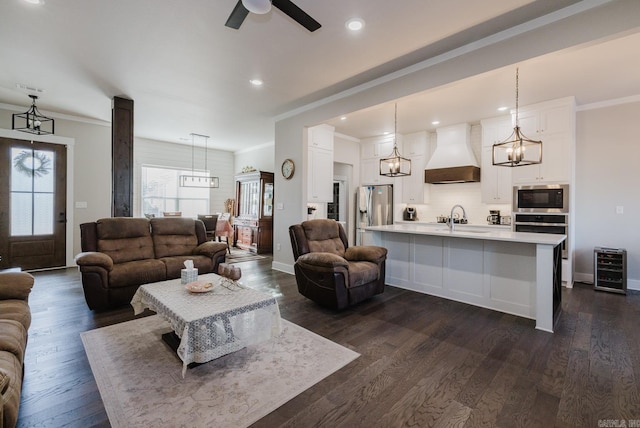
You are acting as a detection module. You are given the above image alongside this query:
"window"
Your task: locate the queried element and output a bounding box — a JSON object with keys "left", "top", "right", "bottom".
{"left": 141, "top": 166, "right": 209, "bottom": 218}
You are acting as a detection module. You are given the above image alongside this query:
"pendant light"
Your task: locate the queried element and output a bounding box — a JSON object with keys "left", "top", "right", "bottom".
{"left": 180, "top": 133, "right": 220, "bottom": 188}
{"left": 12, "top": 94, "right": 55, "bottom": 135}
{"left": 492, "top": 68, "right": 542, "bottom": 167}
{"left": 379, "top": 103, "right": 411, "bottom": 177}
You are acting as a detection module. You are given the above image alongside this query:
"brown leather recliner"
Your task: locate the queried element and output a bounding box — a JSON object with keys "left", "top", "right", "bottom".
{"left": 289, "top": 219, "right": 387, "bottom": 310}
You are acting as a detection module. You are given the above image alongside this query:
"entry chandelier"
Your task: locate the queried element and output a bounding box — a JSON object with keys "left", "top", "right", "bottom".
{"left": 12, "top": 94, "right": 55, "bottom": 135}
{"left": 492, "top": 68, "right": 542, "bottom": 167}
{"left": 380, "top": 103, "right": 411, "bottom": 177}
{"left": 180, "top": 133, "right": 220, "bottom": 188}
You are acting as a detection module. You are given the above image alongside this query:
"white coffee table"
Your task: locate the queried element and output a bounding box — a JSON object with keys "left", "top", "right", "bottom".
{"left": 131, "top": 273, "right": 281, "bottom": 376}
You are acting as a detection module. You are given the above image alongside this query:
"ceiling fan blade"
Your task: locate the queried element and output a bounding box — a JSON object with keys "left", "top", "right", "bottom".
{"left": 272, "top": 0, "right": 321, "bottom": 32}
{"left": 225, "top": 1, "right": 250, "bottom": 29}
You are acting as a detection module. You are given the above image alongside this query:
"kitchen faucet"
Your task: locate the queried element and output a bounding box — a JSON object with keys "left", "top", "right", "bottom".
{"left": 448, "top": 204, "right": 467, "bottom": 231}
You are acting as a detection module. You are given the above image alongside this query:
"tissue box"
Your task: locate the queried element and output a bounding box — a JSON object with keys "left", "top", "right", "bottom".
{"left": 181, "top": 268, "right": 198, "bottom": 284}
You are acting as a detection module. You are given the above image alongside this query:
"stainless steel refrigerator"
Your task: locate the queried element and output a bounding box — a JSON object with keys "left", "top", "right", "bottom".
{"left": 356, "top": 184, "right": 393, "bottom": 245}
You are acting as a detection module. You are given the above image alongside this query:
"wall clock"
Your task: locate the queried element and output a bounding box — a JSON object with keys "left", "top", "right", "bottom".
{"left": 281, "top": 158, "right": 295, "bottom": 179}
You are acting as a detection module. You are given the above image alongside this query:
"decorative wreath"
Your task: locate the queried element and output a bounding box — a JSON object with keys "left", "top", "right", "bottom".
{"left": 13, "top": 150, "right": 51, "bottom": 177}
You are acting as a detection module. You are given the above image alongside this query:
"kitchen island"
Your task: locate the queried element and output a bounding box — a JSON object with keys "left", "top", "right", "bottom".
{"left": 365, "top": 223, "right": 565, "bottom": 332}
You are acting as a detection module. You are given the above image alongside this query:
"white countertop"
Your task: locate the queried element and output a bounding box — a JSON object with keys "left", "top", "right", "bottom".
{"left": 365, "top": 223, "right": 566, "bottom": 246}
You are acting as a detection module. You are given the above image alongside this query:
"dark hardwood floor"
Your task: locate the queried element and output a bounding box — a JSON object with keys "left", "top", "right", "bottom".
{"left": 17, "top": 258, "right": 640, "bottom": 427}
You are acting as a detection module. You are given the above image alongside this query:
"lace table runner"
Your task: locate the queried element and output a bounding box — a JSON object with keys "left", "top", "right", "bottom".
{"left": 131, "top": 273, "right": 281, "bottom": 376}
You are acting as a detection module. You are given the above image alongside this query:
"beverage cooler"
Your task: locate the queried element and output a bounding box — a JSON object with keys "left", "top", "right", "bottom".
{"left": 593, "top": 247, "right": 627, "bottom": 294}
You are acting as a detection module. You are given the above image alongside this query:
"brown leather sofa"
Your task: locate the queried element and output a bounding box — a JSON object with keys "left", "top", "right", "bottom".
{"left": 0, "top": 271, "right": 34, "bottom": 428}
{"left": 75, "top": 217, "right": 228, "bottom": 310}
{"left": 289, "top": 219, "right": 387, "bottom": 310}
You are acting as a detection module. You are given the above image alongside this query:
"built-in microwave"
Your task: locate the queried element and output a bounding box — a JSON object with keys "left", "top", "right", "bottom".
{"left": 513, "top": 184, "right": 569, "bottom": 213}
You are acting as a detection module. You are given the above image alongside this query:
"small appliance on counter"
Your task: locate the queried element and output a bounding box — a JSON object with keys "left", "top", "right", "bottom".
{"left": 436, "top": 214, "right": 468, "bottom": 224}
{"left": 487, "top": 210, "right": 501, "bottom": 225}
{"left": 403, "top": 206, "right": 417, "bottom": 221}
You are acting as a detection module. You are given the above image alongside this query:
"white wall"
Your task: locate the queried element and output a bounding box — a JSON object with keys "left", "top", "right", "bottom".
{"left": 233, "top": 143, "right": 275, "bottom": 176}
{"left": 574, "top": 100, "right": 640, "bottom": 288}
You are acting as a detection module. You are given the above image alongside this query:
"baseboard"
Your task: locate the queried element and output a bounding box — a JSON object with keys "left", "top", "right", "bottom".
{"left": 574, "top": 271, "right": 639, "bottom": 291}
{"left": 574, "top": 272, "right": 593, "bottom": 285}
{"left": 271, "top": 261, "right": 294, "bottom": 275}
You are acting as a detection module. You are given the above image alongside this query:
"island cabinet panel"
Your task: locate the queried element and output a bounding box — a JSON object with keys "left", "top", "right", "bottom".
{"left": 382, "top": 232, "right": 411, "bottom": 287}
{"left": 367, "top": 226, "right": 561, "bottom": 332}
{"left": 413, "top": 236, "right": 444, "bottom": 291}
{"left": 444, "top": 239, "right": 485, "bottom": 299}
{"left": 484, "top": 241, "right": 536, "bottom": 317}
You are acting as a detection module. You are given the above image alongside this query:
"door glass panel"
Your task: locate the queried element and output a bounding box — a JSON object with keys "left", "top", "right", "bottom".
{"left": 10, "top": 193, "right": 32, "bottom": 236}
{"left": 34, "top": 193, "right": 54, "bottom": 235}
{"left": 33, "top": 150, "right": 54, "bottom": 193}
{"left": 10, "top": 149, "right": 32, "bottom": 192}
{"left": 10, "top": 148, "right": 55, "bottom": 236}
{"left": 263, "top": 183, "right": 273, "bottom": 217}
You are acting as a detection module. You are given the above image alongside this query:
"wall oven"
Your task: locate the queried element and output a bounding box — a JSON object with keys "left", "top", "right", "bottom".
{"left": 513, "top": 213, "right": 568, "bottom": 259}
{"left": 513, "top": 184, "right": 569, "bottom": 214}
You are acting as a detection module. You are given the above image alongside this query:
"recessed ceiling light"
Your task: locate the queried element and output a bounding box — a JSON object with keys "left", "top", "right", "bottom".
{"left": 345, "top": 18, "right": 365, "bottom": 31}
{"left": 497, "top": 106, "right": 509, "bottom": 112}
{"left": 340, "top": 116, "right": 347, "bottom": 121}
{"left": 431, "top": 121, "right": 440, "bottom": 125}
{"left": 249, "top": 79, "right": 263, "bottom": 86}
{"left": 23, "top": 0, "right": 44, "bottom": 4}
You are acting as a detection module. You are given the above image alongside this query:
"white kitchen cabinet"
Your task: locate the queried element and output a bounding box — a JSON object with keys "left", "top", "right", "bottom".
{"left": 360, "top": 134, "right": 398, "bottom": 185}
{"left": 361, "top": 135, "right": 397, "bottom": 159}
{"left": 510, "top": 98, "right": 575, "bottom": 185}
{"left": 481, "top": 116, "right": 512, "bottom": 204}
{"left": 361, "top": 158, "right": 393, "bottom": 185}
{"left": 401, "top": 154, "right": 428, "bottom": 204}
{"left": 402, "top": 131, "right": 428, "bottom": 156}
{"left": 309, "top": 124, "right": 334, "bottom": 151}
{"left": 399, "top": 131, "right": 429, "bottom": 204}
{"left": 307, "top": 124, "right": 334, "bottom": 202}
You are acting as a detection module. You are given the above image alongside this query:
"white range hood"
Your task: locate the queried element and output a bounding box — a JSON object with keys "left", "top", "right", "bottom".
{"left": 424, "top": 123, "right": 480, "bottom": 184}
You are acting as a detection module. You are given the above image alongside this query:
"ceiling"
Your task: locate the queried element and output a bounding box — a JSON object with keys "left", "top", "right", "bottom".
{"left": 325, "top": 30, "right": 640, "bottom": 139}
{"left": 1, "top": 0, "right": 638, "bottom": 151}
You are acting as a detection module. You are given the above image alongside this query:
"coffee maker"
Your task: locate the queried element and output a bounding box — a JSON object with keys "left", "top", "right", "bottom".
{"left": 487, "top": 210, "right": 500, "bottom": 225}
{"left": 403, "top": 206, "right": 417, "bottom": 221}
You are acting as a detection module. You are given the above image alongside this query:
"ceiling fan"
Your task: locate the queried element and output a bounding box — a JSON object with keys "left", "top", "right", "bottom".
{"left": 225, "top": 0, "right": 321, "bottom": 32}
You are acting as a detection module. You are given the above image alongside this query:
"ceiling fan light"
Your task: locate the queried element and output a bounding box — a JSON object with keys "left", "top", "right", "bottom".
{"left": 242, "top": 0, "right": 271, "bottom": 14}
{"left": 346, "top": 18, "right": 365, "bottom": 31}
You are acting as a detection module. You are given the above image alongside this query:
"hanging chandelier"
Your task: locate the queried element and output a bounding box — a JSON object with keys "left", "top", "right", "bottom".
{"left": 379, "top": 103, "right": 411, "bottom": 177}
{"left": 12, "top": 94, "right": 55, "bottom": 135}
{"left": 492, "top": 68, "right": 542, "bottom": 167}
{"left": 179, "top": 133, "right": 220, "bottom": 188}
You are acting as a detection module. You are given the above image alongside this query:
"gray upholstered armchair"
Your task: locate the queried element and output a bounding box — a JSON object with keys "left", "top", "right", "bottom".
{"left": 289, "top": 219, "right": 387, "bottom": 310}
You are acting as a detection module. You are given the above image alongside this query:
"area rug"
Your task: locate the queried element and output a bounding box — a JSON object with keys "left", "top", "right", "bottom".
{"left": 226, "top": 248, "right": 267, "bottom": 264}
{"left": 81, "top": 315, "right": 359, "bottom": 428}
